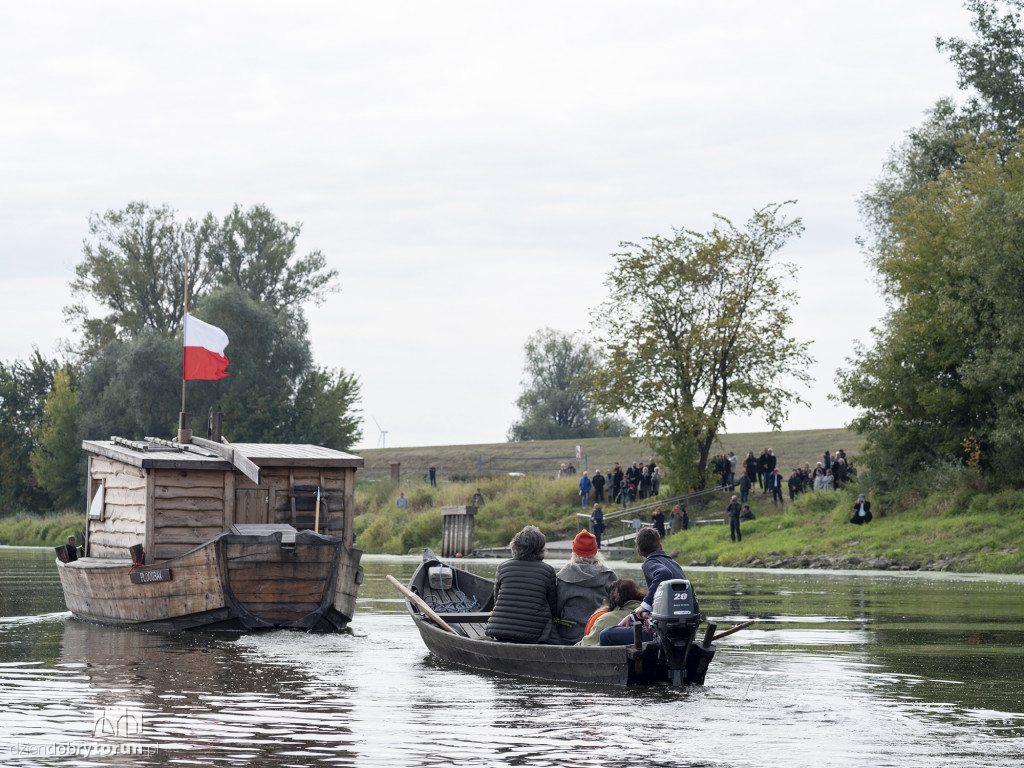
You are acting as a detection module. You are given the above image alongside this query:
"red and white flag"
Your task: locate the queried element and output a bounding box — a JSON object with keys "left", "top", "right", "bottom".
{"left": 183, "top": 313, "right": 229, "bottom": 380}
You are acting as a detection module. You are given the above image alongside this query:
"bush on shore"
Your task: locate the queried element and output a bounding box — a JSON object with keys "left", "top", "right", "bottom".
{"left": 0, "top": 512, "right": 84, "bottom": 547}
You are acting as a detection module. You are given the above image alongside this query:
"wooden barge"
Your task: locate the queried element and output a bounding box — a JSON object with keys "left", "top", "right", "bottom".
{"left": 394, "top": 552, "right": 719, "bottom": 687}
{"left": 56, "top": 435, "right": 364, "bottom": 631}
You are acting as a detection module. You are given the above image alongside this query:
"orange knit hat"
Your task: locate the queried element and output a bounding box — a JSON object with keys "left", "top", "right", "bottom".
{"left": 573, "top": 530, "right": 598, "bottom": 558}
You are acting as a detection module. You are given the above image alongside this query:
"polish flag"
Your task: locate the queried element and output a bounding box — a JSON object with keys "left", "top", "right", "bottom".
{"left": 183, "top": 313, "right": 230, "bottom": 380}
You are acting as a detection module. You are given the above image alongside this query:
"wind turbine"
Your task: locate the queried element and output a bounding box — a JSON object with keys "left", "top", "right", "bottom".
{"left": 372, "top": 416, "right": 388, "bottom": 449}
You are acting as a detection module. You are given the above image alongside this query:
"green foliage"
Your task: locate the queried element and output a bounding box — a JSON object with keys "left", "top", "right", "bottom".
{"left": 30, "top": 367, "right": 84, "bottom": 509}
{"left": 76, "top": 329, "right": 182, "bottom": 440}
{"left": 847, "top": 2, "right": 1024, "bottom": 492}
{"left": 589, "top": 203, "right": 814, "bottom": 490}
{"left": 67, "top": 202, "right": 219, "bottom": 354}
{"left": 211, "top": 204, "right": 338, "bottom": 323}
{"left": 507, "top": 327, "right": 628, "bottom": 441}
{"left": 841, "top": 136, "right": 1024, "bottom": 490}
{"left": 66, "top": 201, "right": 338, "bottom": 355}
{"left": 353, "top": 474, "right": 593, "bottom": 555}
{"left": 70, "top": 231, "right": 361, "bottom": 449}
{"left": 0, "top": 512, "right": 84, "bottom": 546}
{"left": 937, "top": 0, "right": 1024, "bottom": 140}
{"left": 401, "top": 509, "right": 443, "bottom": 553}
{"left": 0, "top": 350, "right": 57, "bottom": 512}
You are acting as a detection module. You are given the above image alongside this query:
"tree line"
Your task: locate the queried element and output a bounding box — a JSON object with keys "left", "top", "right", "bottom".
{"left": 0, "top": 203, "right": 361, "bottom": 515}
{"left": 509, "top": 0, "right": 1024, "bottom": 495}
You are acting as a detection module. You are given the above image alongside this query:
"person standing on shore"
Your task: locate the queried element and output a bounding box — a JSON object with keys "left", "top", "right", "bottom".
{"left": 592, "top": 470, "right": 605, "bottom": 503}
{"left": 727, "top": 495, "right": 743, "bottom": 542}
{"left": 579, "top": 472, "right": 592, "bottom": 507}
{"left": 590, "top": 503, "right": 605, "bottom": 549}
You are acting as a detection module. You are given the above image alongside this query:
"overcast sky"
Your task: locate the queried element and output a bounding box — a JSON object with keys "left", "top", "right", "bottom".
{"left": 0, "top": 2, "right": 976, "bottom": 449}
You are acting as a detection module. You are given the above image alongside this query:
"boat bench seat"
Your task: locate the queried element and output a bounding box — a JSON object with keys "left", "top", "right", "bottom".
{"left": 425, "top": 610, "right": 491, "bottom": 639}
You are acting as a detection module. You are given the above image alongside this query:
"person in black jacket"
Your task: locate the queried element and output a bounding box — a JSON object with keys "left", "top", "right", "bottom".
{"left": 599, "top": 528, "right": 687, "bottom": 645}
{"left": 727, "top": 495, "right": 743, "bottom": 542}
{"left": 850, "top": 494, "right": 873, "bottom": 525}
{"left": 485, "top": 525, "right": 558, "bottom": 643}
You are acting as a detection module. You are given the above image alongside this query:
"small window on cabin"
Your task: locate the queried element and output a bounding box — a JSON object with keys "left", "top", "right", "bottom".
{"left": 88, "top": 481, "right": 105, "bottom": 520}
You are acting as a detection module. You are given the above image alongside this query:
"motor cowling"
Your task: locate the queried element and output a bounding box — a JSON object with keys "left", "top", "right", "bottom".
{"left": 649, "top": 579, "right": 707, "bottom": 685}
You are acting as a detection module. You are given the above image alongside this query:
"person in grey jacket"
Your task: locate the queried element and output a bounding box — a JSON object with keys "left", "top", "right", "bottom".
{"left": 554, "top": 531, "right": 617, "bottom": 644}
{"left": 485, "top": 526, "right": 558, "bottom": 643}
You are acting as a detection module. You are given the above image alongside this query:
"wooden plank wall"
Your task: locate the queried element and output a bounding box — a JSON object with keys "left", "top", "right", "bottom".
{"left": 151, "top": 469, "right": 227, "bottom": 560}
{"left": 87, "top": 457, "right": 147, "bottom": 558}
{"left": 266, "top": 467, "right": 351, "bottom": 539}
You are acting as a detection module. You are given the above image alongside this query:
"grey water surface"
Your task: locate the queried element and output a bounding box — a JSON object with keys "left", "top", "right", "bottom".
{"left": 1, "top": 546, "right": 1022, "bottom": 767}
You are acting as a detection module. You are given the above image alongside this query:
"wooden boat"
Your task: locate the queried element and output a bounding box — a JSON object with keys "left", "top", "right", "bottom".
{"left": 396, "top": 551, "right": 718, "bottom": 687}
{"left": 55, "top": 433, "right": 364, "bottom": 631}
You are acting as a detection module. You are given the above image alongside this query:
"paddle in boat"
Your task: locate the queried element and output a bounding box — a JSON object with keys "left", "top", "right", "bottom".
{"left": 392, "top": 549, "right": 742, "bottom": 687}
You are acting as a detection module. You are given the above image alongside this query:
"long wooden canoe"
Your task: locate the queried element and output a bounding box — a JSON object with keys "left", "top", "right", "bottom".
{"left": 398, "top": 552, "right": 716, "bottom": 687}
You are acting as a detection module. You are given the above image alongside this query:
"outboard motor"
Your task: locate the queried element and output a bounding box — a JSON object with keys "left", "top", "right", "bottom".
{"left": 649, "top": 579, "right": 714, "bottom": 686}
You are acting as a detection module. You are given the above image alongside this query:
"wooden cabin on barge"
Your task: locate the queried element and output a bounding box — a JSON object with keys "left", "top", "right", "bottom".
{"left": 56, "top": 434, "right": 365, "bottom": 631}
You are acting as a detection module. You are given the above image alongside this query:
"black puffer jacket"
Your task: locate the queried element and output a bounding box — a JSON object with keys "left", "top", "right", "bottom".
{"left": 485, "top": 558, "right": 557, "bottom": 643}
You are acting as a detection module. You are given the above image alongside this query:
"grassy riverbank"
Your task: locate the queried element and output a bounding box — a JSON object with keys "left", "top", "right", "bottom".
{"left": 4, "top": 428, "right": 1019, "bottom": 573}
{"left": 0, "top": 512, "right": 84, "bottom": 548}
{"left": 352, "top": 474, "right": 1024, "bottom": 573}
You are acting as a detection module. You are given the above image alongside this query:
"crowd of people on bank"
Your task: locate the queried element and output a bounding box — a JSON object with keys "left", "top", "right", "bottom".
{"left": 706, "top": 447, "right": 857, "bottom": 505}
{"left": 484, "top": 524, "right": 685, "bottom": 647}
{"left": 567, "top": 460, "right": 661, "bottom": 508}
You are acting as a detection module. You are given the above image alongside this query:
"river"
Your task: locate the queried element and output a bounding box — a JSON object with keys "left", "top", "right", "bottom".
{"left": 1, "top": 546, "right": 1022, "bottom": 767}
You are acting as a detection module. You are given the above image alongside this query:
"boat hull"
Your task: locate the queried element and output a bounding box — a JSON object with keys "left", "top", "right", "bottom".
{"left": 57, "top": 529, "right": 362, "bottom": 631}
{"left": 402, "top": 555, "right": 714, "bottom": 687}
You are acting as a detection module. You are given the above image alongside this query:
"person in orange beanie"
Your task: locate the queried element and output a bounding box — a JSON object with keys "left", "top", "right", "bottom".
{"left": 553, "top": 530, "right": 616, "bottom": 644}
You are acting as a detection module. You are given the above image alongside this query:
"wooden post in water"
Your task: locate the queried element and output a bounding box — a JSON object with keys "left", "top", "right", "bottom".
{"left": 441, "top": 505, "right": 478, "bottom": 557}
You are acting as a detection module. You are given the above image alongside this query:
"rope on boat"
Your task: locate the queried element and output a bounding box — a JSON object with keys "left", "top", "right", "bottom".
{"left": 425, "top": 562, "right": 480, "bottom": 613}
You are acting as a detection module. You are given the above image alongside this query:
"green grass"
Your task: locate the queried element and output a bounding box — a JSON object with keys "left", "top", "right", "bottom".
{"left": 11, "top": 428, "right": 1019, "bottom": 573}
{"left": 660, "top": 487, "right": 1024, "bottom": 573}
{"left": 352, "top": 457, "right": 1023, "bottom": 573}
{"left": 0, "top": 511, "right": 85, "bottom": 547}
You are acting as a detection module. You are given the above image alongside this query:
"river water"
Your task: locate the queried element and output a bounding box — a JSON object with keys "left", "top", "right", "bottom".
{"left": 0, "top": 546, "right": 1022, "bottom": 767}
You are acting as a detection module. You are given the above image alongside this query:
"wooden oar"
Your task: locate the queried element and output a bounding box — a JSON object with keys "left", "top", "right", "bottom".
{"left": 314, "top": 486, "right": 321, "bottom": 532}
{"left": 386, "top": 574, "right": 456, "bottom": 634}
{"left": 712, "top": 620, "right": 755, "bottom": 641}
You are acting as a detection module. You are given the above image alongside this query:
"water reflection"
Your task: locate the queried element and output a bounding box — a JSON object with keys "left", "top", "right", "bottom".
{"left": 0, "top": 549, "right": 1022, "bottom": 766}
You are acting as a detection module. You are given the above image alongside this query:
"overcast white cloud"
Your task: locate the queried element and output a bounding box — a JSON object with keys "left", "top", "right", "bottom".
{"left": 0, "top": 1, "right": 974, "bottom": 448}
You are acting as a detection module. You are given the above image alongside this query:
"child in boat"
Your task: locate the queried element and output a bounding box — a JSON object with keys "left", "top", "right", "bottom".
{"left": 485, "top": 525, "right": 559, "bottom": 643}
{"left": 553, "top": 531, "right": 616, "bottom": 645}
{"left": 598, "top": 527, "right": 687, "bottom": 646}
{"left": 575, "top": 578, "right": 647, "bottom": 646}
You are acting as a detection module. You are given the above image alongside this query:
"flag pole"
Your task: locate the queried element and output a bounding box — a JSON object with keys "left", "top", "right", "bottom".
{"left": 181, "top": 246, "right": 189, "bottom": 415}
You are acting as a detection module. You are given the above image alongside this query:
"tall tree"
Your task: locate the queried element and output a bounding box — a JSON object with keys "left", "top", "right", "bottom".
{"left": 844, "top": 0, "right": 1024, "bottom": 488}
{"left": 66, "top": 202, "right": 218, "bottom": 354}
{"left": 211, "top": 204, "right": 338, "bottom": 323}
{"left": 507, "top": 328, "right": 628, "bottom": 442}
{"left": 589, "top": 203, "right": 813, "bottom": 490}
{"left": 73, "top": 285, "right": 363, "bottom": 450}
{"left": 30, "top": 367, "right": 83, "bottom": 509}
{"left": 0, "top": 351, "right": 57, "bottom": 513}
{"left": 937, "top": 0, "right": 1024, "bottom": 138}
{"left": 840, "top": 135, "right": 1024, "bottom": 488}
{"left": 65, "top": 202, "right": 338, "bottom": 355}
